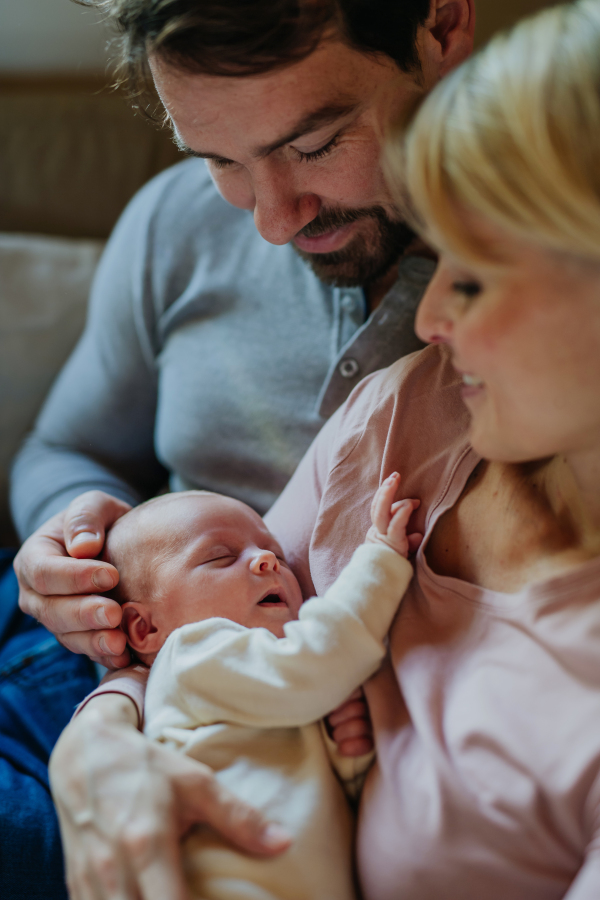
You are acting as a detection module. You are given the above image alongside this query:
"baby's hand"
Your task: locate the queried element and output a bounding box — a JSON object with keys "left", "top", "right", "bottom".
{"left": 366, "top": 472, "right": 422, "bottom": 558}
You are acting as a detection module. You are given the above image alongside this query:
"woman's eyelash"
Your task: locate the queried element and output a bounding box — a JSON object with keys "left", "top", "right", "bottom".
{"left": 295, "top": 134, "right": 340, "bottom": 163}
{"left": 452, "top": 280, "right": 482, "bottom": 298}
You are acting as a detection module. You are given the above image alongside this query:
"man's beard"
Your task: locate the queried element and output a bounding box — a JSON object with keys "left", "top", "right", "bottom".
{"left": 292, "top": 205, "right": 416, "bottom": 288}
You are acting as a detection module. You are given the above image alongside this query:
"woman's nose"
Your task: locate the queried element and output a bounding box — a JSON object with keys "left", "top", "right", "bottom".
{"left": 249, "top": 550, "right": 280, "bottom": 575}
{"left": 414, "top": 264, "right": 455, "bottom": 345}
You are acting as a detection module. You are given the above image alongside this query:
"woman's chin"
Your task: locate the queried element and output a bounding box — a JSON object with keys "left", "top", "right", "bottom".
{"left": 469, "top": 426, "right": 548, "bottom": 465}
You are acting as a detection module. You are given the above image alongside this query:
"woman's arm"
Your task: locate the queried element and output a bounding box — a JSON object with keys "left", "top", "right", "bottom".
{"left": 50, "top": 693, "right": 290, "bottom": 900}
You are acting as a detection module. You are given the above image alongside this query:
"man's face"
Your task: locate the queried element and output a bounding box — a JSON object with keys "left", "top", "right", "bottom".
{"left": 150, "top": 39, "right": 431, "bottom": 287}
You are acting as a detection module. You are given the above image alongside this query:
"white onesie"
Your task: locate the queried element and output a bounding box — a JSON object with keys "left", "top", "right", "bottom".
{"left": 144, "top": 542, "right": 412, "bottom": 900}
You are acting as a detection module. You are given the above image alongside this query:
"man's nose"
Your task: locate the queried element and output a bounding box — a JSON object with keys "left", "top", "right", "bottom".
{"left": 252, "top": 166, "right": 321, "bottom": 245}
{"left": 249, "top": 550, "right": 280, "bottom": 574}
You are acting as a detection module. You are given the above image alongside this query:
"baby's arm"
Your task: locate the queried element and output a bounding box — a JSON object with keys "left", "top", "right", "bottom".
{"left": 146, "top": 475, "right": 418, "bottom": 738}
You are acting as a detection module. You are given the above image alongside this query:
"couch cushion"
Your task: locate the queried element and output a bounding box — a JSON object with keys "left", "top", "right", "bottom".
{"left": 0, "top": 232, "right": 104, "bottom": 544}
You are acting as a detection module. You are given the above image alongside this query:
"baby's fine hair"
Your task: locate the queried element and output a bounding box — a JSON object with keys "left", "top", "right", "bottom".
{"left": 386, "top": 0, "right": 600, "bottom": 264}
{"left": 104, "top": 490, "right": 219, "bottom": 606}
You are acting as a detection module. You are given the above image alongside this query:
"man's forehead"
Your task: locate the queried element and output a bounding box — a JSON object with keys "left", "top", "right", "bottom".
{"left": 175, "top": 98, "right": 360, "bottom": 161}
{"left": 152, "top": 37, "right": 400, "bottom": 154}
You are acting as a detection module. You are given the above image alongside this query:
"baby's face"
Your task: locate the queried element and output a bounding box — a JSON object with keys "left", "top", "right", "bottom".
{"left": 107, "top": 492, "right": 304, "bottom": 661}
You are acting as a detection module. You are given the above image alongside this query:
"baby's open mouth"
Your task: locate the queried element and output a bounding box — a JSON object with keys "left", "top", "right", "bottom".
{"left": 258, "top": 592, "right": 287, "bottom": 607}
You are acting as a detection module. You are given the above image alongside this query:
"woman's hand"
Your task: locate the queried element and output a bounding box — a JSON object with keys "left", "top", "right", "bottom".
{"left": 50, "top": 694, "right": 291, "bottom": 900}
{"left": 14, "top": 491, "right": 133, "bottom": 669}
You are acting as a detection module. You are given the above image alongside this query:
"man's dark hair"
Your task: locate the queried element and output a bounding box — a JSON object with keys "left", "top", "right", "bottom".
{"left": 80, "top": 0, "right": 430, "bottom": 110}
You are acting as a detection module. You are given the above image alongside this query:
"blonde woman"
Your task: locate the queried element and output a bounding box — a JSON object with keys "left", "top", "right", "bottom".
{"left": 50, "top": 1, "right": 600, "bottom": 897}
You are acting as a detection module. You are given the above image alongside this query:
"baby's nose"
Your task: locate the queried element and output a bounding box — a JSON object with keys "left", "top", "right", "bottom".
{"left": 250, "top": 550, "right": 280, "bottom": 574}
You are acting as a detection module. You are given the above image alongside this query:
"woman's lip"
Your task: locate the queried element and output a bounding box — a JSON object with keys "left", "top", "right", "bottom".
{"left": 293, "top": 221, "right": 357, "bottom": 254}
{"left": 456, "top": 370, "right": 485, "bottom": 400}
{"left": 460, "top": 384, "right": 485, "bottom": 400}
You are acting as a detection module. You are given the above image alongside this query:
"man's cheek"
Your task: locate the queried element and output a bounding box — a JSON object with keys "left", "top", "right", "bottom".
{"left": 206, "top": 163, "right": 255, "bottom": 211}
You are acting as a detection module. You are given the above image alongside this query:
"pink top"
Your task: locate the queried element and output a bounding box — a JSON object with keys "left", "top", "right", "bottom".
{"left": 265, "top": 343, "right": 600, "bottom": 900}
{"left": 86, "top": 344, "right": 600, "bottom": 899}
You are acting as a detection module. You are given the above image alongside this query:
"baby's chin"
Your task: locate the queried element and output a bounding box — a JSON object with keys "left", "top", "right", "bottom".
{"left": 255, "top": 609, "right": 298, "bottom": 638}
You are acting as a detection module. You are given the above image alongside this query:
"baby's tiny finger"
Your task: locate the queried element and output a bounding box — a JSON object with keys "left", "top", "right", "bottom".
{"left": 407, "top": 533, "right": 423, "bottom": 554}
{"left": 389, "top": 499, "right": 413, "bottom": 529}
{"left": 336, "top": 736, "right": 374, "bottom": 758}
{"left": 371, "top": 473, "right": 400, "bottom": 533}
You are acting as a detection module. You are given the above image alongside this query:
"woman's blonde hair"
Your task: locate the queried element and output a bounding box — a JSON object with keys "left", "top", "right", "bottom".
{"left": 386, "top": 0, "right": 600, "bottom": 264}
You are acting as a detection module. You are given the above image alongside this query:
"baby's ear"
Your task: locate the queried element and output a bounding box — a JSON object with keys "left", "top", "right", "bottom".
{"left": 120, "top": 602, "right": 161, "bottom": 655}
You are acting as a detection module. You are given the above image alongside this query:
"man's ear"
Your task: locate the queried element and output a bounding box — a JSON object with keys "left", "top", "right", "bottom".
{"left": 120, "top": 602, "right": 162, "bottom": 655}
{"left": 423, "top": 0, "right": 475, "bottom": 79}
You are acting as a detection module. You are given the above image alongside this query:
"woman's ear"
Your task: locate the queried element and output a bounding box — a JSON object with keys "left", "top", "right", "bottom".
{"left": 423, "top": 0, "right": 475, "bottom": 78}
{"left": 120, "top": 602, "right": 162, "bottom": 655}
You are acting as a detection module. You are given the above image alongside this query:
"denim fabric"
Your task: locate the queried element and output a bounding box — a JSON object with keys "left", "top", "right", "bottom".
{"left": 0, "top": 552, "right": 98, "bottom": 899}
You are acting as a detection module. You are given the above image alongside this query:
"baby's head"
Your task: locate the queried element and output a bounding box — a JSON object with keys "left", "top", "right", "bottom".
{"left": 104, "top": 491, "right": 303, "bottom": 665}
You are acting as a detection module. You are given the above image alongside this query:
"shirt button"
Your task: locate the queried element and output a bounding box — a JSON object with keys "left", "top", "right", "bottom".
{"left": 340, "top": 294, "right": 357, "bottom": 312}
{"left": 339, "top": 358, "right": 360, "bottom": 378}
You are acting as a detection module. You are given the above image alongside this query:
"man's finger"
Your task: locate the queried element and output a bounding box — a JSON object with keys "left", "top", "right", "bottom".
{"left": 59, "top": 626, "right": 129, "bottom": 662}
{"left": 23, "top": 590, "right": 123, "bottom": 634}
{"left": 132, "top": 826, "right": 191, "bottom": 900}
{"left": 64, "top": 492, "right": 132, "bottom": 560}
{"left": 172, "top": 761, "right": 291, "bottom": 857}
{"left": 19, "top": 551, "right": 119, "bottom": 601}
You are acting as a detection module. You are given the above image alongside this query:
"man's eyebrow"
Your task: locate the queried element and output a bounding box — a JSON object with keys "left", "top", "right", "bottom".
{"left": 175, "top": 101, "right": 359, "bottom": 164}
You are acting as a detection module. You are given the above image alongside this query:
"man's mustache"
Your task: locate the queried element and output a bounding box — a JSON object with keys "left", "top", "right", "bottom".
{"left": 297, "top": 206, "right": 395, "bottom": 239}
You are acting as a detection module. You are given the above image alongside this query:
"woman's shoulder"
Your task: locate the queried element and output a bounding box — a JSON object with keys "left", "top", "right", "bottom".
{"left": 308, "top": 344, "right": 473, "bottom": 592}
{"left": 328, "top": 343, "right": 470, "bottom": 473}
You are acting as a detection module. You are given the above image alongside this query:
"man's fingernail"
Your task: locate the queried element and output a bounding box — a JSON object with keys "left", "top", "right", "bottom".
{"left": 95, "top": 607, "right": 112, "bottom": 628}
{"left": 262, "top": 824, "right": 291, "bottom": 848}
{"left": 72, "top": 532, "right": 99, "bottom": 547}
{"left": 98, "top": 636, "right": 110, "bottom": 654}
{"left": 92, "top": 569, "right": 114, "bottom": 591}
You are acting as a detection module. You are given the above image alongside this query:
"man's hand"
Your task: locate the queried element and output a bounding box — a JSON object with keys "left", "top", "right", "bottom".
{"left": 14, "top": 491, "right": 133, "bottom": 668}
{"left": 50, "top": 694, "right": 290, "bottom": 900}
{"left": 326, "top": 688, "right": 373, "bottom": 757}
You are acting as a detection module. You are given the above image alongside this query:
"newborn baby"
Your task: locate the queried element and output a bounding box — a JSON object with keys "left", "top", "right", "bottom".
{"left": 104, "top": 475, "right": 418, "bottom": 900}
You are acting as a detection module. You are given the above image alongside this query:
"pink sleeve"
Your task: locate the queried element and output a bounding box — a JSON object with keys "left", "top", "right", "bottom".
{"left": 74, "top": 664, "right": 150, "bottom": 729}
{"left": 264, "top": 405, "right": 343, "bottom": 598}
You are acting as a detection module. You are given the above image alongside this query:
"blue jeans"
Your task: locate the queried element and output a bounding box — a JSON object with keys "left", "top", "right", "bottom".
{"left": 0, "top": 550, "right": 98, "bottom": 899}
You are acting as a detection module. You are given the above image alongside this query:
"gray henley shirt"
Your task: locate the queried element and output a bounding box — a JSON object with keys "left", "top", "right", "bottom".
{"left": 10, "top": 159, "right": 435, "bottom": 539}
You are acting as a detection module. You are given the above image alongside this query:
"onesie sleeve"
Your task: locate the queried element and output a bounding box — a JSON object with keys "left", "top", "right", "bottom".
{"left": 74, "top": 664, "right": 150, "bottom": 728}
{"left": 144, "top": 542, "right": 412, "bottom": 739}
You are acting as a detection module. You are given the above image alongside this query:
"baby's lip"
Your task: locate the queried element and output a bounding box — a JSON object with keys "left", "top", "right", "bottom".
{"left": 257, "top": 586, "right": 289, "bottom": 607}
